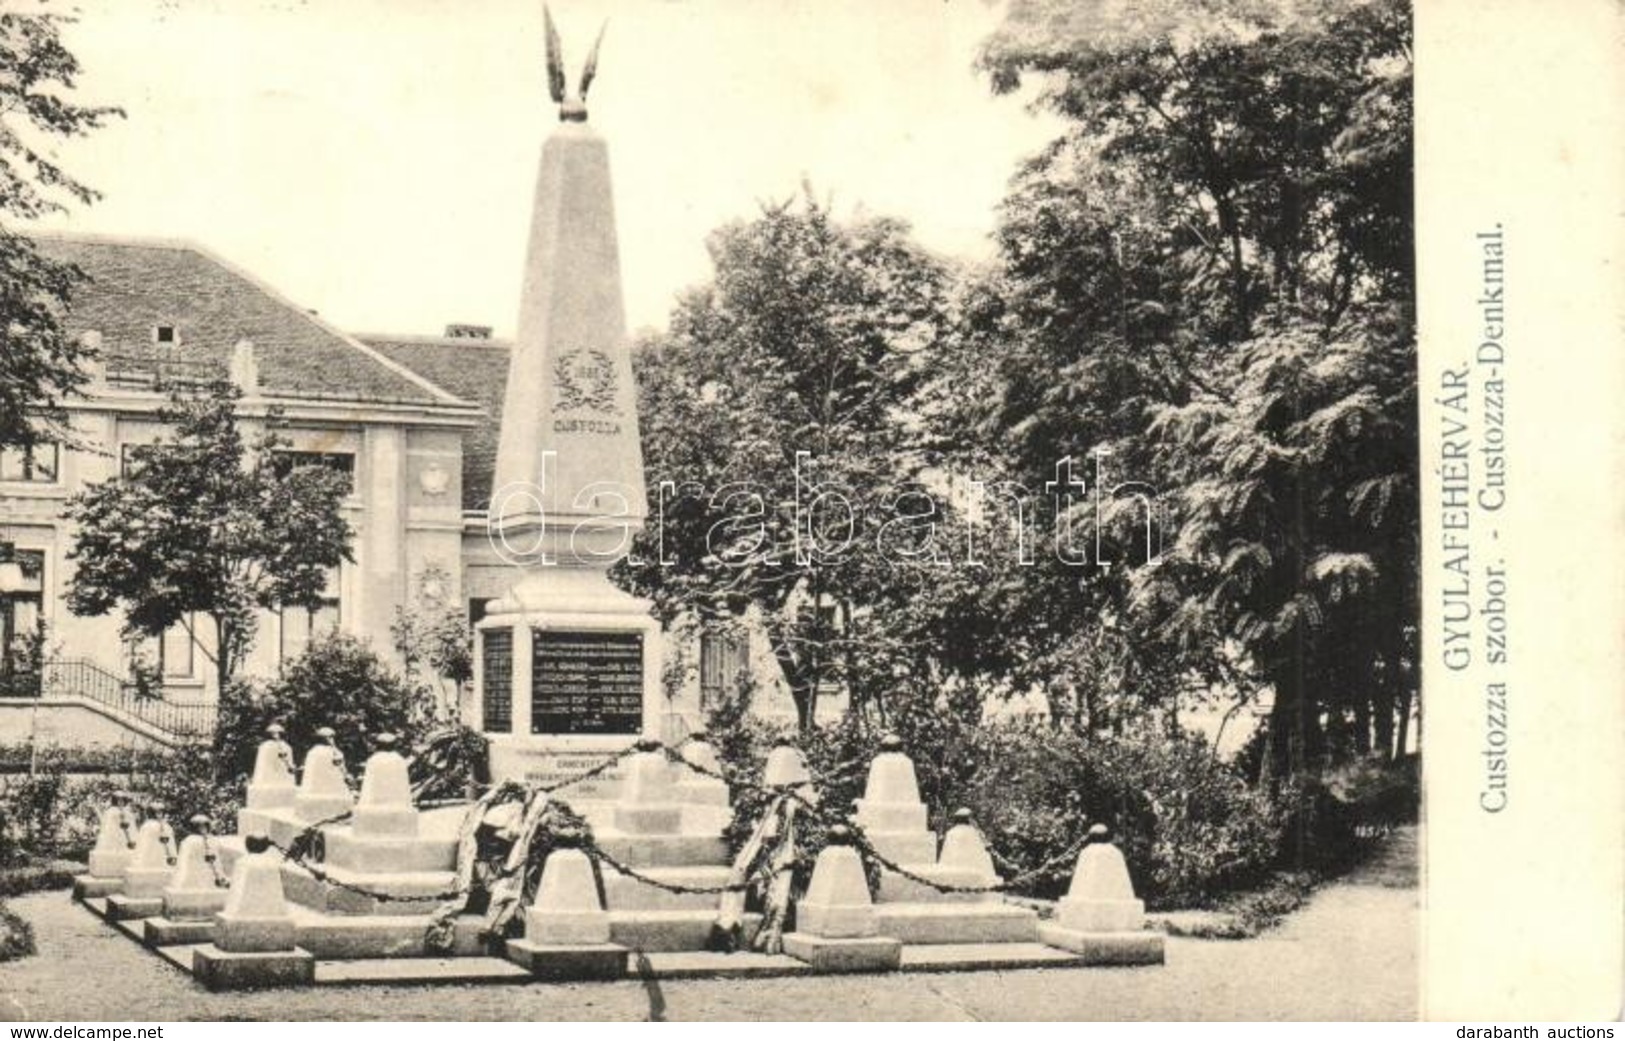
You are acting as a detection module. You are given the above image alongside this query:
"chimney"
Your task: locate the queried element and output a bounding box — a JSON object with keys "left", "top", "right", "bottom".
{"left": 80, "top": 330, "right": 106, "bottom": 390}
{"left": 229, "top": 338, "right": 259, "bottom": 394}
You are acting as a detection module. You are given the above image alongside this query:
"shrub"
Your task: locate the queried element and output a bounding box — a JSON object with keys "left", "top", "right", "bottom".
{"left": 0, "top": 901, "right": 34, "bottom": 962}
{"left": 0, "top": 746, "right": 235, "bottom": 862}
{"left": 214, "top": 632, "right": 434, "bottom": 779}
{"left": 0, "top": 861, "right": 78, "bottom": 897}
{"left": 409, "top": 724, "right": 491, "bottom": 801}
{"left": 707, "top": 709, "right": 1289, "bottom": 909}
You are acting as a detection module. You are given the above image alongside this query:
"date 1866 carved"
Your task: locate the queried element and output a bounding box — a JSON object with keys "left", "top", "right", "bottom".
{"left": 552, "top": 348, "right": 619, "bottom": 416}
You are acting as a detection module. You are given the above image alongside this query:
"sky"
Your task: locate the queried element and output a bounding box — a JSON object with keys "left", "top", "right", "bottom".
{"left": 28, "top": 0, "right": 1062, "bottom": 337}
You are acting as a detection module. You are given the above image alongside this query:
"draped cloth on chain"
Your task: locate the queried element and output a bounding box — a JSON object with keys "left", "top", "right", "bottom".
{"left": 709, "top": 791, "right": 802, "bottom": 955}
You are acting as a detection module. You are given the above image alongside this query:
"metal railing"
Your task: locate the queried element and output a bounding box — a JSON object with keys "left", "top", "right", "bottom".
{"left": 0, "top": 658, "right": 218, "bottom": 741}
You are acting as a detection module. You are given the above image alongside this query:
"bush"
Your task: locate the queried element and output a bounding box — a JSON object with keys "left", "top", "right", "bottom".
{"left": 706, "top": 707, "right": 1289, "bottom": 909}
{"left": 0, "top": 901, "right": 34, "bottom": 962}
{"left": 408, "top": 724, "right": 491, "bottom": 801}
{"left": 1232, "top": 725, "right": 1420, "bottom": 874}
{"left": 0, "top": 861, "right": 78, "bottom": 897}
{"left": 214, "top": 632, "right": 434, "bottom": 779}
{"left": 0, "top": 743, "right": 162, "bottom": 774}
{"left": 0, "top": 746, "right": 235, "bottom": 863}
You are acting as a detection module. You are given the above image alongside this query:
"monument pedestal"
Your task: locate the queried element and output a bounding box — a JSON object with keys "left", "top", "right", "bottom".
{"left": 473, "top": 572, "right": 666, "bottom": 787}
{"left": 469, "top": 114, "right": 670, "bottom": 787}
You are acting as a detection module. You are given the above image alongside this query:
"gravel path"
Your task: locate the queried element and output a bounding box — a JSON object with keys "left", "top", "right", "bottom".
{"left": 0, "top": 833, "right": 1417, "bottom": 1021}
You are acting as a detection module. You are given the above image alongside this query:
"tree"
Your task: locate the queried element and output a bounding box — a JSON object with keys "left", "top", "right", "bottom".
{"left": 64, "top": 380, "right": 354, "bottom": 695}
{"left": 391, "top": 578, "right": 474, "bottom": 726}
{"left": 0, "top": 8, "right": 122, "bottom": 450}
{"left": 616, "top": 192, "right": 967, "bottom": 730}
{"left": 214, "top": 632, "right": 431, "bottom": 780}
{"left": 960, "top": 0, "right": 1416, "bottom": 770}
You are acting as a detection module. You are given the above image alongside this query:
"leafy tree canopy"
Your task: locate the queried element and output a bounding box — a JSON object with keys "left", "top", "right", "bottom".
{"left": 0, "top": 7, "right": 122, "bottom": 449}
{"left": 927, "top": 0, "right": 1418, "bottom": 768}
{"left": 64, "top": 380, "right": 354, "bottom": 694}
{"left": 618, "top": 191, "right": 996, "bottom": 729}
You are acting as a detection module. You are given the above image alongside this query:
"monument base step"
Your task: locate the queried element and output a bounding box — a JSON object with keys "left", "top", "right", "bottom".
{"left": 878, "top": 868, "right": 1000, "bottom": 904}
{"left": 781, "top": 932, "right": 902, "bottom": 973}
{"left": 607, "top": 909, "right": 748, "bottom": 952}
{"left": 239, "top": 809, "right": 311, "bottom": 849}
{"left": 280, "top": 864, "right": 457, "bottom": 916}
{"left": 320, "top": 829, "right": 459, "bottom": 874}
{"left": 162, "top": 889, "right": 229, "bottom": 921}
{"left": 602, "top": 864, "right": 730, "bottom": 912}
{"left": 679, "top": 805, "right": 731, "bottom": 837}
{"left": 104, "top": 894, "right": 165, "bottom": 921}
{"left": 72, "top": 875, "right": 123, "bottom": 901}
{"left": 1036, "top": 923, "right": 1166, "bottom": 965}
{"left": 503, "top": 939, "right": 628, "bottom": 981}
{"left": 193, "top": 944, "right": 316, "bottom": 991}
{"left": 874, "top": 902, "right": 1039, "bottom": 944}
{"left": 288, "top": 909, "right": 486, "bottom": 959}
{"left": 898, "top": 941, "right": 1087, "bottom": 973}
{"left": 596, "top": 833, "right": 729, "bottom": 868}
{"left": 144, "top": 916, "right": 216, "bottom": 947}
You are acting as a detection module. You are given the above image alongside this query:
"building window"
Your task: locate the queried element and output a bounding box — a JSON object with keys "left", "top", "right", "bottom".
{"left": 273, "top": 451, "right": 355, "bottom": 494}
{"left": 280, "top": 568, "right": 341, "bottom": 663}
{"left": 119, "top": 443, "right": 149, "bottom": 478}
{"left": 0, "top": 550, "right": 45, "bottom": 691}
{"left": 699, "top": 630, "right": 748, "bottom": 704}
{"left": 153, "top": 325, "right": 177, "bottom": 345}
{"left": 0, "top": 443, "right": 58, "bottom": 483}
{"left": 161, "top": 615, "right": 196, "bottom": 680}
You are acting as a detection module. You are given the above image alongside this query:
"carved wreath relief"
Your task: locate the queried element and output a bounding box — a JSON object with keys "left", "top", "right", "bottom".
{"left": 552, "top": 348, "right": 622, "bottom": 434}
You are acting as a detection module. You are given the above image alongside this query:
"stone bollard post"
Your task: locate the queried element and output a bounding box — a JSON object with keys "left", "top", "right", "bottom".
{"left": 504, "top": 829, "right": 628, "bottom": 980}
{"left": 352, "top": 733, "right": 418, "bottom": 838}
{"left": 673, "top": 731, "right": 732, "bottom": 835}
{"left": 294, "top": 727, "right": 355, "bottom": 822}
{"left": 244, "top": 724, "right": 297, "bottom": 810}
{"left": 852, "top": 735, "right": 937, "bottom": 899}
{"left": 612, "top": 738, "right": 682, "bottom": 834}
{"left": 935, "top": 808, "right": 1003, "bottom": 903}
{"left": 74, "top": 805, "right": 136, "bottom": 900}
{"left": 762, "top": 739, "right": 814, "bottom": 798}
{"left": 105, "top": 819, "right": 176, "bottom": 920}
{"left": 1037, "top": 824, "right": 1165, "bottom": 965}
{"left": 145, "top": 815, "right": 232, "bottom": 946}
{"left": 87, "top": 807, "right": 133, "bottom": 879}
{"left": 192, "top": 834, "right": 315, "bottom": 989}
{"left": 781, "top": 825, "right": 901, "bottom": 972}
{"left": 162, "top": 816, "right": 231, "bottom": 922}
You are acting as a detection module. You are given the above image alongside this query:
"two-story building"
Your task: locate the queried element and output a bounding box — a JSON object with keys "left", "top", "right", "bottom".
{"left": 0, "top": 231, "right": 829, "bottom": 749}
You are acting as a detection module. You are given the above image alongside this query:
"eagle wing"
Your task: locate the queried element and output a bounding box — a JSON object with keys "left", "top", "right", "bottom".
{"left": 543, "top": 5, "right": 566, "bottom": 104}
{"left": 579, "top": 21, "right": 607, "bottom": 101}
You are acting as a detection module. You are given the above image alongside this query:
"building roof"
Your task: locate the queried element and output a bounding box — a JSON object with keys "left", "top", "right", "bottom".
{"left": 32, "top": 233, "right": 473, "bottom": 410}
{"left": 360, "top": 333, "right": 512, "bottom": 511}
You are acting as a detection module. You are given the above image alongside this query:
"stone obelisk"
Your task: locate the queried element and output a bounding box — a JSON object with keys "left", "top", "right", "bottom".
{"left": 474, "top": 12, "right": 663, "bottom": 786}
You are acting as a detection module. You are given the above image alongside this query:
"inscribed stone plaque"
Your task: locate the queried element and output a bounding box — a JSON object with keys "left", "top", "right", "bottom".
{"left": 530, "top": 629, "right": 643, "bottom": 735}
{"left": 481, "top": 628, "right": 513, "bottom": 733}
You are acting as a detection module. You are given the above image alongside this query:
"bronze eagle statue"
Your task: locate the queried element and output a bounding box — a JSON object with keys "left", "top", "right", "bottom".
{"left": 544, "top": 5, "right": 607, "bottom": 123}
